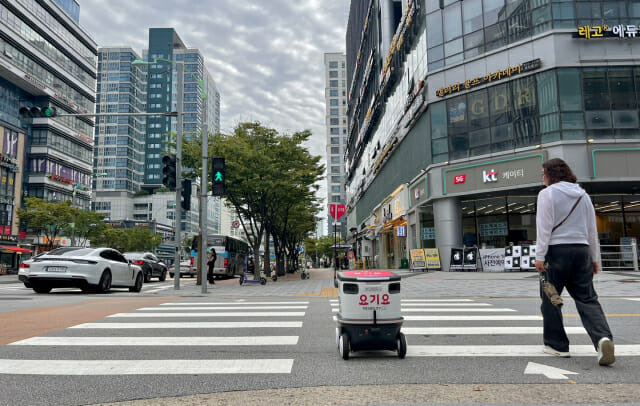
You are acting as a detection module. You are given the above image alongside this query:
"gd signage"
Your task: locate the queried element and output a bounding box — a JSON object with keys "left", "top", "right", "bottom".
{"left": 443, "top": 154, "right": 545, "bottom": 195}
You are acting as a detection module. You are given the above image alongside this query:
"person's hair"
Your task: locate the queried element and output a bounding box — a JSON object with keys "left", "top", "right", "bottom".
{"left": 543, "top": 158, "right": 577, "bottom": 184}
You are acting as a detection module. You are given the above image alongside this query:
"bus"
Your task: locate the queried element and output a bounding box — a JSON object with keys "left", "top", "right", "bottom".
{"left": 206, "top": 234, "right": 249, "bottom": 278}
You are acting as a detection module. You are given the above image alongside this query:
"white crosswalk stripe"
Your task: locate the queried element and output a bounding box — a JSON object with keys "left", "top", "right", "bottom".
{"left": 0, "top": 300, "right": 308, "bottom": 376}
{"left": 331, "top": 298, "right": 640, "bottom": 359}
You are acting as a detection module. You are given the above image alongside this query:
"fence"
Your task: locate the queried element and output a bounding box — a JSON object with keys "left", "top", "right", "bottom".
{"left": 600, "top": 243, "right": 639, "bottom": 272}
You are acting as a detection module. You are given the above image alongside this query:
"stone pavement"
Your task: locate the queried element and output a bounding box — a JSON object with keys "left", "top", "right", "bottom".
{"left": 160, "top": 268, "right": 640, "bottom": 298}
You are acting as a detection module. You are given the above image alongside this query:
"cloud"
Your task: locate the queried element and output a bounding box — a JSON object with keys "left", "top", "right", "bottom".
{"left": 80, "top": 1, "right": 348, "bottom": 230}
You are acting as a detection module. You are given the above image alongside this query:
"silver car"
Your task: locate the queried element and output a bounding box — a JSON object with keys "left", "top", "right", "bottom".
{"left": 19, "top": 247, "right": 143, "bottom": 294}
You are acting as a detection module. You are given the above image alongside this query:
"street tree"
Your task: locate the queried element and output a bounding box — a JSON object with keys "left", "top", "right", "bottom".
{"left": 209, "top": 122, "right": 324, "bottom": 274}
{"left": 17, "top": 198, "right": 74, "bottom": 249}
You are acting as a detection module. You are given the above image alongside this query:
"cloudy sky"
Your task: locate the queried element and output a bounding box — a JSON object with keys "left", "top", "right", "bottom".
{"left": 79, "top": 0, "right": 350, "bottom": 223}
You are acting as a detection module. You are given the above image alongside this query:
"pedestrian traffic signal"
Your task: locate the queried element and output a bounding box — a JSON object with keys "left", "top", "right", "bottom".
{"left": 181, "top": 179, "right": 192, "bottom": 210}
{"left": 19, "top": 106, "right": 57, "bottom": 118}
{"left": 162, "top": 155, "right": 177, "bottom": 189}
{"left": 212, "top": 157, "right": 225, "bottom": 196}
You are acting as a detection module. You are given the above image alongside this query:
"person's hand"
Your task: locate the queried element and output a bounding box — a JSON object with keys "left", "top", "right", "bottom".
{"left": 535, "top": 260, "right": 546, "bottom": 273}
{"left": 593, "top": 262, "right": 599, "bottom": 274}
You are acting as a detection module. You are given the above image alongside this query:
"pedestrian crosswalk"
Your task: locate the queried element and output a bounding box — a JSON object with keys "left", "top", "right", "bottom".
{"left": 0, "top": 300, "right": 309, "bottom": 376}
{"left": 330, "top": 298, "right": 640, "bottom": 359}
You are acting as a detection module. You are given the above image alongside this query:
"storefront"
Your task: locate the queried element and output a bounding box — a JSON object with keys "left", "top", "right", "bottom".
{"left": 373, "top": 185, "right": 409, "bottom": 269}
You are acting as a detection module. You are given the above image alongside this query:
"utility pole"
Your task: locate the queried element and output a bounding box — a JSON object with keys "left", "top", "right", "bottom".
{"left": 173, "top": 62, "right": 184, "bottom": 290}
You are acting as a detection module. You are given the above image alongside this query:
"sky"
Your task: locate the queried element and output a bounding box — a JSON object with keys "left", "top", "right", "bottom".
{"left": 79, "top": 0, "right": 350, "bottom": 227}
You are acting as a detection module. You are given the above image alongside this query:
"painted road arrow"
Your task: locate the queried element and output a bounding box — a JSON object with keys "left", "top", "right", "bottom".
{"left": 524, "top": 362, "right": 579, "bottom": 379}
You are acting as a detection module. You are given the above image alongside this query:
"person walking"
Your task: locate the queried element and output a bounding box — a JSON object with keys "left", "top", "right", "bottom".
{"left": 535, "top": 158, "right": 614, "bottom": 366}
{"left": 207, "top": 248, "right": 217, "bottom": 285}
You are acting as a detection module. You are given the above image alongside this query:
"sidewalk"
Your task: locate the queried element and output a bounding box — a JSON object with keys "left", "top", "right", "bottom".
{"left": 164, "top": 268, "right": 640, "bottom": 298}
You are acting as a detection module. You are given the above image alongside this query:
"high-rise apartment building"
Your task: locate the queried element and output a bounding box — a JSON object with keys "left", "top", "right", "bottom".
{"left": 0, "top": 0, "right": 97, "bottom": 236}
{"left": 144, "top": 28, "right": 220, "bottom": 190}
{"left": 324, "top": 52, "right": 348, "bottom": 238}
{"left": 93, "top": 47, "right": 147, "bottom": 216}
{"left": 93, "top": 28, "right": 221, "bottom": 237}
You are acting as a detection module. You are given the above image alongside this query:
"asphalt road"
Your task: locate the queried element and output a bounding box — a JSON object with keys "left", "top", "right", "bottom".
{"left": 1, "top": 270, "right": 639, "bottom": 405}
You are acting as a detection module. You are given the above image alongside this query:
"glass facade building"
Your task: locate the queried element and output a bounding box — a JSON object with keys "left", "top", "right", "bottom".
{"left": 0, "top": 0, "right": 97, "bottom": 222}
{"left": 345, "top": 0, "right": 640, "bottom": 269}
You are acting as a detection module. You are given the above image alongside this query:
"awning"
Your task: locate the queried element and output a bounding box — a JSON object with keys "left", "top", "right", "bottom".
{"left": 0, "top": 246, "right": 33, "bottom": 254}
{"left": 380, "top": 216, "right": 407, "bottom": 233}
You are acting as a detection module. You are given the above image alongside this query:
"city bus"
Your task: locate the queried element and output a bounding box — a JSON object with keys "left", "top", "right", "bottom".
{"left": 206, "top": 234, "right": 249, "bottom": 279}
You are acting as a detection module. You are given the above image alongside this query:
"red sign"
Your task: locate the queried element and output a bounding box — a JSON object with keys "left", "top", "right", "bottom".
{"left": 329, "top": 204, "right": 346, "bottom": 220}
{"left": 343, "top": 270, "right": 395, "bottom": 278}
{"left": 454, "top": 174, "right": 466, "bottom": 184}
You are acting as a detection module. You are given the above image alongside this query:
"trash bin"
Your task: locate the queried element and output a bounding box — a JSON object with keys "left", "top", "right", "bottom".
{"left": 335, "top": 270, "right": 406, "bottom": 360}
{"left": 400, "top": 258, "right": 409, "bottom": 269}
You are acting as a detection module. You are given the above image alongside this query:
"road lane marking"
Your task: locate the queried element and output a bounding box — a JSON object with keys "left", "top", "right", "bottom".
{"left": 333, "top": 315, "right": 542, "bottom": 321}
{"left": 69, "top": 321, "right": 304, "bottom": 329}
{"left": 524, "top": 362, "right": 578, "bottom": 379}
{"left": 407, "top": 345, "right": 640, "bottom": 357}
{"left": 139, "top": 306, "right": 308, "bottom": 310}
{"left": 0, "top": 359, "right": 294, "bottom": 375}
{"left": 161, "top": 302, "right": 310, "bottom": 305}
{"left": 329, "top": 299, "right": 475, "bottom": 303}
{"left": 331, "top": 308, "right": 515, "bottom": 313}
{"left": 9, "top": 336, "right": 299, "bottom": 346}
{"left": 402, "top": 327, "right": 587, "bottom": 335}
{"left": 108, "top": 311, "right": 306, "bottom": 318}
{"left": 330, "top": 303, "right": 492, "bottom": 307}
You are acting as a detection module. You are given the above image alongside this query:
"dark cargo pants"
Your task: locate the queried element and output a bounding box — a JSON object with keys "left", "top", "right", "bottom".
{"left": 541, "top": 244, "right": 613, "bottom": 352}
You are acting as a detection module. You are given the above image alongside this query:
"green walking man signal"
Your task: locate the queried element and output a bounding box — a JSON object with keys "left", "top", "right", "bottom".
{"left": 212, "top": 157, "right": 225, "bottom": 196}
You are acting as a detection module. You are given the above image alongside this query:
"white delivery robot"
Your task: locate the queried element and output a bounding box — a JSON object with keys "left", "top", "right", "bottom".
{"left": 335, "top": 270, "right": 406, "bottom": 360}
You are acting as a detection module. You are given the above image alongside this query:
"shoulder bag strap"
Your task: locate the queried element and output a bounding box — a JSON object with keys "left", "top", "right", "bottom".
{"left": 552, "top": 194, "right": 584, "bottom": 233}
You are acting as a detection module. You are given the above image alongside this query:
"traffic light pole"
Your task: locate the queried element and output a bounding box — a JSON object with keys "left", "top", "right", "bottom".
{"left": 200, "top": 94, "right": 209, "bottom": 294}
{"left": 174, "top": 62, "right": 184, "bottom": 290}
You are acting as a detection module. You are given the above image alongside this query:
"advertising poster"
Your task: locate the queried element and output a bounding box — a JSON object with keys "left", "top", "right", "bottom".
{"left": 449, "top": 248, "right": 463, "bottom": 271}
{"left": 410, "top": 249, "right": 427, "bottom": 270}
{"left": 463, "top": 247, "right": 479, "bottom": 271}
{"left": 479, "top": 249, "right": 505, "bottom": 272}
{"left": 424, "top": 248, "right": 441, "bottom": 270}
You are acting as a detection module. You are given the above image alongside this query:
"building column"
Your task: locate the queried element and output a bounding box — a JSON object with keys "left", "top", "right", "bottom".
{"left": 434, "top": 197, "right": 462, "bottom": 271}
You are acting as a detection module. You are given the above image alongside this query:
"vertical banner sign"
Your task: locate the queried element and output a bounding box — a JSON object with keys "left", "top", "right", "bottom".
{"left": 410, "top": 249, "right": 427, "bottom": 270}
{"left": 424, "top": 248, "right": 441, "bottom": 270}
{"left": 450, "top": 248, "right": 463, "bottom": 271}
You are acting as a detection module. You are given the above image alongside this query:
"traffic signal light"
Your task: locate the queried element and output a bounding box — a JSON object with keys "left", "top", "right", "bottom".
{"left": 212, "top": 157, "right": 225, "bottom": 196}
{"left": 181, "top": 179, "right": 192, "bottom": 210}
{"left": 162, "top": 155, "right": 177, "bottom": 189}
{"left": 19, "top": 106, "right": 57, "bottom": 118}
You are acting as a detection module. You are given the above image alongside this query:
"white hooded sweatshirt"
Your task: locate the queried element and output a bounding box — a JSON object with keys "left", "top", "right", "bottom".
{"left": 535, "top": 181, "right": 601, "bottom": 264}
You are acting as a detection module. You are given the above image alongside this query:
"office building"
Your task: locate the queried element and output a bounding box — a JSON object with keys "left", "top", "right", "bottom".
{"left": 324, "top": 52, "right": 348, "bottom": 239}
{"left": 345, "top": 0, "right": 640, "bottom": 269}
{"left": 0, "top": 0, "right": 97, "bottom": 242}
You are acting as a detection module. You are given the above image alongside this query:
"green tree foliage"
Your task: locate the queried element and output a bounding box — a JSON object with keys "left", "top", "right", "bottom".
{"left": 91, "top": 227, "right": 162, "bottom": 252}
{"left": 67, "top": 209, "right": 107, "bottom": 247}
{"left": 17, "top": 198, "right": 74, "bottom": 249}
{"left": 202, "top": 122, "right": 324, "bottom": 273}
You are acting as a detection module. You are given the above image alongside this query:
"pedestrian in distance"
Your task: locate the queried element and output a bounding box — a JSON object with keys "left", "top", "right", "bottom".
{"left": 207, "top": 248, "right": 217, "bottom": 285}
{"left": 535, "top": 158, "right": 615, "bottom": 366}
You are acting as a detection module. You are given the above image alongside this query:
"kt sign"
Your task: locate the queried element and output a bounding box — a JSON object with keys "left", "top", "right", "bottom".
{"left": 483, "top": 169, "right": 498, "bottom": 183}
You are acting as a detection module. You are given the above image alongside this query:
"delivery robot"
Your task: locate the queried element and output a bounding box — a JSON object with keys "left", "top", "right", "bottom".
{"left": 335, "top": 270, "right": 406, "bottom": 360}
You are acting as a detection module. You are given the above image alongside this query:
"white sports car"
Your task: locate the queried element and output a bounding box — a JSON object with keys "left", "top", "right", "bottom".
{"left": 19, "top": 247, "right": 144, "bottom": 294}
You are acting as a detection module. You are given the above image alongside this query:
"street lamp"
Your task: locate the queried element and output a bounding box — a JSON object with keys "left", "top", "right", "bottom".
{"left": 132, "top": 57, "right": 185, "bottom": 290}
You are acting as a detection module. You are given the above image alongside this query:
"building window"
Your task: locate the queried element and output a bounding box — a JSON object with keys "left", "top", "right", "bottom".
{"left": 330, "top": 128, "right": 340, "bottom": 134}
{"left": 331, "top": 137, "right": 339, "bottom": 144}
{"left": 329, "top": 61, "right": 338, "bottom": 69}
{"left": 330, "top": 80, "right": 338, "bottom": 87}
{"left": 331, "top": 147, "right": 339, "bottom": 154}
{"left": 330, "top": 108, "right": 339, "bottom": 116}
{"left": 329, "top": 71, "right": 338, "bottom": 78}
{"left": 330, "top": 99, "right": 338, "bottom": 106}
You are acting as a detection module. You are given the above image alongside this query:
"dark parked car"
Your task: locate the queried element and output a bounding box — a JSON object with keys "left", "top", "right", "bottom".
{"left": 124, "top": 252, "right": 168, "bottom": 282}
